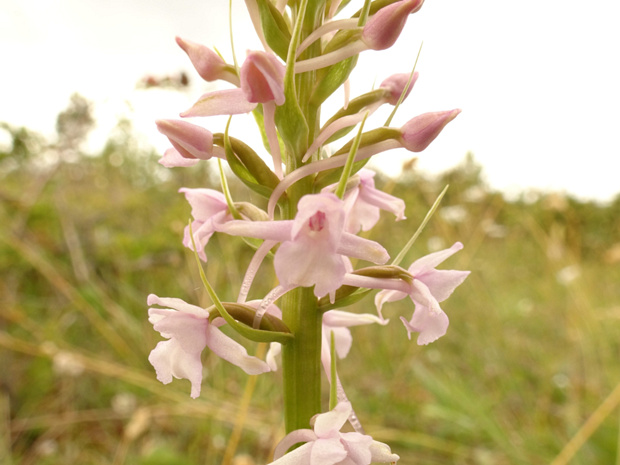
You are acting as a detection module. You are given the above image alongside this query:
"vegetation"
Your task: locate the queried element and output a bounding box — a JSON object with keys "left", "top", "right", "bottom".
{"left": 1, "top": 97, "right": 619, "bottom": 464}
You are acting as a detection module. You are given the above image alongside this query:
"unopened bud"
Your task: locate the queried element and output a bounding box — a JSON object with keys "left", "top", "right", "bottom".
{"left": 156, "top": 119, "right": 214, "bottom": 160}
{"left": 380, "top": 72, "right": 419, "bottom": 105}
{"left": 400, "top": 109, "right": 461, "bottom": 152}
{"left": 176, "top": 37, "right": 239, "bottom": 85}
{"left": 362, "top": 0, "right": 424, "bottom": 50}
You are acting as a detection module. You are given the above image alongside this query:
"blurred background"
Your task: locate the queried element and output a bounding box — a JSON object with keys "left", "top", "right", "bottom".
{"left": 1, "top": 0, "right": 620, "bottom": 464}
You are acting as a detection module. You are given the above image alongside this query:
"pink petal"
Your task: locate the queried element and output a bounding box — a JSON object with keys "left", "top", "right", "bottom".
{"left": 313, "top": 401, "right": 352, "bottom": 438}
{"left": 400, "top": 304, "right": 449, "bottom": 345}
{"left": 179, "top": 188, "right": 228, "bottom": 221}
{"left": 310, "top": 438, "right": 348, "bottom": 465}
{"left": 408, "top": 242, "right": 464, "bottom": 274}
{"left": 147, "top": 294, "right": 209, "bottom": 318}
{"left": 271, "top": 440, "right": 314, "bottom": 464}
{"left": 181, "top": 88, "right": 257, "bottom": 117}
{"left": 336, "top": 232, "right": 389, "bottom": 264}
{"left": 274, "top": 239, "right": 346, "bottom": 297}
{"left": 148, "top": 338, "right": 204, "bottom": 398}
{"left": 158, "top": 148, "right": 200, "bottom": 168}
{"left": 375, "top": 288, "right": 408, "bottom": 319}
{"left": 204, "top": 325, "right": 271, "bottom": 375}
{"left": 151, "top": 311, "right": 209, "bottom": 354}
{"left": 339, "top": 432, "right": 374, "bottom": 464}
{"left": 357, "top": 170, "right": 406, "bottom": 221}
{"left": 417, "top": 269, "right": 470, "bottom": 303}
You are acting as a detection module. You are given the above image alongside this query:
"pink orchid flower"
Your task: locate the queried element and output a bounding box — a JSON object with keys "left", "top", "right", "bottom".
{"left": 179, "top": 188, "right": 233, "bottom": 262}
{"left": 216, "top": 193, "right": 389, "bottom": 299}
{"left": 182, "top": 50, "right": 286, "bottom": 178}
{"left": 269, "top": 401, "right": 400, "bottom": 464}
{"left": 324, "top": 169, "right": 406, "bottom": 234}
{"left": 375, "top": 242, "right": 470, "bottom": 345}
{"left": 147, "top": 294, "right": 271, "bottom": 399}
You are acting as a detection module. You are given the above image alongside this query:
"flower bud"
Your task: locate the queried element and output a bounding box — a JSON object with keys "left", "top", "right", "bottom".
{"left": 239, "top": 51, "right": 286, "bottom": 105}
{"left": 156, "top": 119, "right": 214, "bottom": 160}
{"left": 399, "top": 109, "right": 461, "bottom": 152}
{"left": 362, "top": 0, "right": 424, "bottom": 50}
{"left": 380, "top": 72, "right": 419, "bottom": 105}
{"left": 175, "top": 37, "right": 239, "bottom": 85}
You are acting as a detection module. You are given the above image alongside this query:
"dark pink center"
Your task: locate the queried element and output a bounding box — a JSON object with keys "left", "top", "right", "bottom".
{"left": 308, "top": 211, "right": 326, "bottom": 232}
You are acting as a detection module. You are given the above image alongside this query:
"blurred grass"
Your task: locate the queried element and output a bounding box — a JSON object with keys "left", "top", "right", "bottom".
{"left": 1, "top": 113, "right": 620, "bottom": 464}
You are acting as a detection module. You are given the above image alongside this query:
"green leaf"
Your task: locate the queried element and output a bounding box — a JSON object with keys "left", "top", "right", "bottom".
{"left": 275, "top": 0, "right": 310, "bottom": 165}
{"left": 256, "top": 0, "right": 292, "bottom": 61}
{"left": 334, "top": 110, "right": 369, "bottom": 198}
{"left": 310, "top": 29, "right": 362, "bottom": 106}
{"left": 214, "top": 133, "right": 281, "bottom": 198}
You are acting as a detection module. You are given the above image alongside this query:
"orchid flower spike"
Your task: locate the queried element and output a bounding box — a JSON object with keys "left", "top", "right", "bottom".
{"left": 269, "top": 401, "right": 400, "bottom": 464}
{"left": 175, "top": 36, "right": 240, "bottom": 86}
{"left": 376, "top": 242, "right": 470, "bottom": 345}
{"left": 156, "top": 119, "right": 226, "bottom": 168}
{"left": 216, "top": 193, "right": 389, "bottom": 299}
{"left": 147, "top": 294, "right": 270, "bottom": 398}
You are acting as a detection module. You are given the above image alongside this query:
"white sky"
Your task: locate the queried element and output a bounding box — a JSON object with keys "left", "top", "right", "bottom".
{"left": 1, "top": 0, "right": 619, "bottom": 201}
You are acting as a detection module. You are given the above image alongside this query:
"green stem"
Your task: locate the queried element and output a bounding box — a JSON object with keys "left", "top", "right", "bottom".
{"left": 279, "top": 0, "right": 326, "bottom": 435}
{"left": 281, "top": 286, "right": 322, "bottom": 432}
